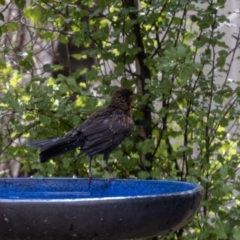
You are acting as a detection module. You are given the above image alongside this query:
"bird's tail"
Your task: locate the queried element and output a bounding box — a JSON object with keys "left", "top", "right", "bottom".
{"left": 28, "top": 136, "right": 84, "bottom": 163}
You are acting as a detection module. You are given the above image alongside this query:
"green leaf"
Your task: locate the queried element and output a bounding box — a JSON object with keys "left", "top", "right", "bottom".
{"left": 66, "top": 77, "right": 77, "bottom": 87}
{"left": 43, "top": 64, "right": 53, "bottom": 73}
{"left": 39, "top": 114, "right": 51, "bottom": 125}
{"left": 217, "top": 49, "right": 228, "bottom": 68}
{"left": 0, "top": 57, "right": 6, "bottom": 68}
{"left": 24, "top": 6, "right": 42, "bottom": 23}
{"left": 215, "top": 219, "right": 227, "bottom": 238}
{"left": 59, "top": 35, "right": 69, "bottom": 44}
{"left": 72, "top": 54, "right": 86, "bottom": 60}
{"left": 19, "top": 59, "right": 33, "bottom": 71}
{"left": 114, "top": 62, "right": 124, "bottom": 75}
{"left": 138, "top": 171, "right": 150, "bottom": 179}
{"left": 59, "top": 83, "right": 68, "bottom": 93}
{"left": 39, "top": 31, "right": 56, "bottom": 41}
{"left": 233, "top": 228, "right": 240, "bottom": 240}
{"left": 179, "top": 65, "right": 192, "bottom": 83}
{"left": 1, "top": 22, "right": 19, "bottom": 32}
{"left": 0, "top": 12, "right": 4, "bottom": 21}
{"left": 15, "top": 0, "right": 26, "bottom": 9}
{"left": 86, "top": 68, "right": 99, "bottom": 81}
{"left": 219, "top": 117, "right": 228, "bottom": 127}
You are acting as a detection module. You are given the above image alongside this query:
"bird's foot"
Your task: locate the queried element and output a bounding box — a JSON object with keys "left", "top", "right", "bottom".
{"left": 88, "top": 177, "right": 92, "bottom": 186}
{"left": 88, "top": 171, "right": 94, "bottom": 186}
{"left": 107, "top": 173, "right": 115, "bottom": 184}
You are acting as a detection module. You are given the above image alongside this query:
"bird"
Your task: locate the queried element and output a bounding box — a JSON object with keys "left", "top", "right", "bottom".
{"left": 28, "top": 88, "right": 134, "bottom": 179}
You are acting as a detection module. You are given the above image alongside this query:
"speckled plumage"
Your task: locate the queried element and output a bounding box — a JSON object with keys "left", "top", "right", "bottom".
{"left": 28, "top": 88, "right": 134, "bottom": 178}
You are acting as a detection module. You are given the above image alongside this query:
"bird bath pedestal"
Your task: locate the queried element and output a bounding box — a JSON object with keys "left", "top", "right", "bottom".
{"left": 0, "top": 178, "right": 203, "bottom": 240}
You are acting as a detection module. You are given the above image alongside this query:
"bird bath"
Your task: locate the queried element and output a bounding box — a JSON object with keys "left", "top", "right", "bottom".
{"left": 0, "top": 178, "right": 203, "bottom": 240}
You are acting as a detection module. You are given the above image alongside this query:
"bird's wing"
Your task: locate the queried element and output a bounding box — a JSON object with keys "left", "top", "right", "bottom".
{"left": 80, "top": 114, "right": 133, "bottom": 156}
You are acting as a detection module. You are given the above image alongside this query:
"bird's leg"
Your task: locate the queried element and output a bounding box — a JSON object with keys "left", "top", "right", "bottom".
{"left": 103, "top": 153, "right": 115, "bottom": 179}
{"left": 88, "top": 156, "right": 93, "bottom": 184}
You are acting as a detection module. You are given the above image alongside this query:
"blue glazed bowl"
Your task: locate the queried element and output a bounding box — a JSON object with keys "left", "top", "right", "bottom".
{"left": 0, "top": 178, "right": 203, "bottom": 240}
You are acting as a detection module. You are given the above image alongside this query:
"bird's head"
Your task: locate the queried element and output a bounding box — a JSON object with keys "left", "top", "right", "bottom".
{"left": 109, "top": 88, "right": 134, "bottom": 111}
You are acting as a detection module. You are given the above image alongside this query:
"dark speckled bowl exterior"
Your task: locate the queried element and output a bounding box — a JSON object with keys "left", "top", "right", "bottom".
{"left": 0, "top": 178, "right": 203, "bottom": 240}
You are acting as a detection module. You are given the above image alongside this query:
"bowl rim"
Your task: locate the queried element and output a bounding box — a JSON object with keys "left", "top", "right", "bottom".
{"left": 0, "top": 178, "right": 203, "bottom": 202}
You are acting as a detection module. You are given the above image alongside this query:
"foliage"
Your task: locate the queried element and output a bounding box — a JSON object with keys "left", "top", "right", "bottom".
{"left": 0, "top": 0, "right": 240, "bottom": 239}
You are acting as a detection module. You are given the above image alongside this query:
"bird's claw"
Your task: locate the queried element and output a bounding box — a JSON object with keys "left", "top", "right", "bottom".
{"left": 107, "top": 173, "right": 115, "bottom": 184}
{"left": 88, "top": 176, "right": 92, "bottom": 186}
{"left": 88, "top": 171, "right": 94, "bottom": 186}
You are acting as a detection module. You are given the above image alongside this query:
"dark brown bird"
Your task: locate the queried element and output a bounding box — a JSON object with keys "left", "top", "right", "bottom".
{"left": 28, "top": 88, "right": 134, "bottom": 178}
